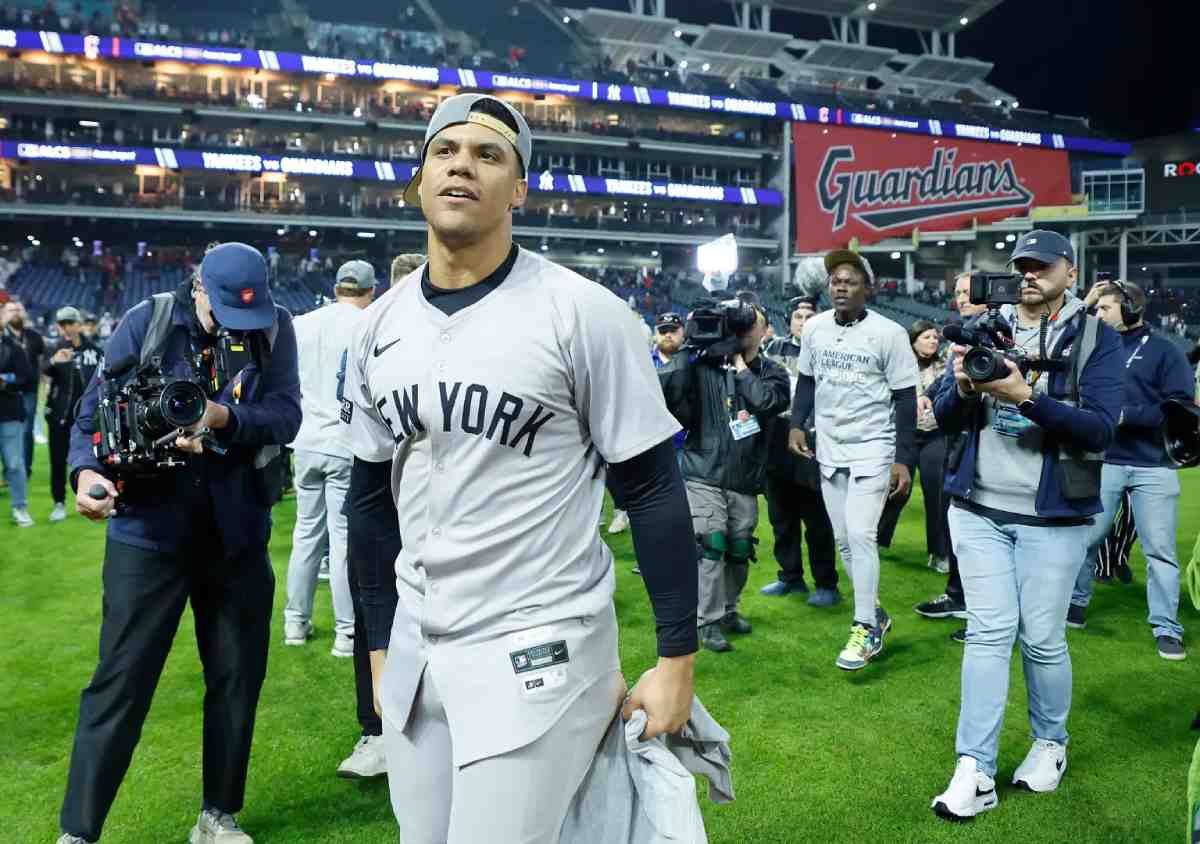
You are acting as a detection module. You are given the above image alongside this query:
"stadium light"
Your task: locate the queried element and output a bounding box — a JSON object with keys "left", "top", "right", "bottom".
{"left": 680, "top": 60, "right": 688, "bottom": 69}
{"left": 356, "top": 231, "right": 376, "bottom": 239}
{"left": 889, "top": 251, "right": 901, "bottom": 260}
{"left": 562, "top": 15, "right": 570, "bottom": 23}
{"left": 867, "top": 1, "right": 877, "bottom": 9}
{"left": 651, "top": 250, "right": 659, "bottom": 257}
{"left": 308, "top": 229, "right": 318, "bottom": 237}
{"left": 1141, "top": 266, "right": 1148, "bottom": 271}
{"left": 995, "top": 242, "right": 1005, "bottom": 249}
{"left": 597, "top": 247, "right": 605, "bottom": 254}
{"left": 673, "top": 29, "right": 682, "bottom": 37}
{"left": 276, "top": 228, "right": 285, "bottom": 235}
{"left": 1006, "top": 233, "right": 1016, "bottom": 242}
{"left": 79, "top": 120, "right": 99, "bottom": 128}
{"left": 937, "top": 240, "right": 946, "bottom": 246}
{"left": 1012, "top": 101, "right": 1019, "bottom": 108}
{"left": 960, "top": 16, "right": 969, "bottom": 25}
{"left": 702, "top": 62, "right": 711, "bottom": 72}
{"left": 994, "top": 99, "right": 1003, "bottom": 107}
{"left": 540, "top": 242, "right": 548, "bottom": 251}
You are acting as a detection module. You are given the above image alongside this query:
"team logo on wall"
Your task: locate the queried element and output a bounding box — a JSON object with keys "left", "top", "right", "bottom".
{"left": 793, "top": 123, "right": 1071, "bottom": 253}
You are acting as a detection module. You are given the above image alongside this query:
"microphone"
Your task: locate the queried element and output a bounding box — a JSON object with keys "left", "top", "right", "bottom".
{"left": 942, "top": 324, "right": 976, "bottom": 345}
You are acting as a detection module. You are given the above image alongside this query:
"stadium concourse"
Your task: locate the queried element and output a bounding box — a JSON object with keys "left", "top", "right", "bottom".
{"left": 2, "top": 0, "right": 1200, "bottom": 842}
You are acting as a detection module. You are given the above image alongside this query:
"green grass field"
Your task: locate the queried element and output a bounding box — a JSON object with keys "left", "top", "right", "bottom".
{"left": 3, "top": 444, "right": 1198, "bottom": 844}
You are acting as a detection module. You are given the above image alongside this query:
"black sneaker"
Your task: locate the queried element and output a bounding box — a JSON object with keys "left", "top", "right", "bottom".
{"left": 1066, "top": 604, "right": 1087, "bottom": 630}
{"left": 1157, "top": 636, "right": 1186, "bottom": 661}
{"left": 720, "top": 612, "right": 753, "bottom": 635}
{"left": 950, "top": 627, "right": 967, "bottom": 644}
{"left": 700, "top": 623, "right": 734, "bottom": 652}
{"left": 915, "top": 593, "right": 967, "bottom": 620}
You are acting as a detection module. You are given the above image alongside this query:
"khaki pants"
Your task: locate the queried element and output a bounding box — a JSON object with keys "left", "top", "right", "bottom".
{"left": 685, "top": 480, "right": 758, "bottom": 627}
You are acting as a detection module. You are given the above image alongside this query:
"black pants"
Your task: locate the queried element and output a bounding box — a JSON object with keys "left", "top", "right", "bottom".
{"left": 60, "top": 538, "right": 274, "bottom": 842}
{"left": 765, "top": 473, "right": 838, "bottom": 590}
{"left": 348, "top": 563, "right": 382, "bottom": 737}
{"left": 48, "top": 419, "right": 71, "bottom": 504}
{"left": 877, "top": 431, "right": 949, "bottom": 559}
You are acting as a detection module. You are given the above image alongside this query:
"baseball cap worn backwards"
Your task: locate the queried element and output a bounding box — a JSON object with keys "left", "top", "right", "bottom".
{"left": 55, "top": 306, "right": 82, "bottom": 324}
{"left": 336, "top": 260, "right": 377, "bottom": 290}
{"left": 1010, "top": 229, "right": 1075, "bottom": 266}
{"left": 402, "top": 93, "right": 533, "bottom": 207}
{"left": 200, "top": 242, "right": 275, "bottom": 331}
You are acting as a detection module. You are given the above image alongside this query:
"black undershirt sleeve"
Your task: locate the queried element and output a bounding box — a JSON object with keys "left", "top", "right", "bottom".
{"left": 790, "top": 373, "right": 815, "bottom": 430}
{"left": 347, "top": 456, "right": 402, "bottom": 651}
{"left": 893, "top": 386, "right": 918, "bottom": 466}
{"left": 607, "top": 438, "right": 699, "bottom": 657}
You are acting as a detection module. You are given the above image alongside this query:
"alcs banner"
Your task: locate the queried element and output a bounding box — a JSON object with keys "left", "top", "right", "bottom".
{"left": 793, "top": 122, "right": 1072, "bottom": 253}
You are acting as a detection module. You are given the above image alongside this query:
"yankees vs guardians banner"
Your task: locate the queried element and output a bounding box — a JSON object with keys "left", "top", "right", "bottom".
{"left": 792, "top": 122, "right": 1072, "bottom": 253}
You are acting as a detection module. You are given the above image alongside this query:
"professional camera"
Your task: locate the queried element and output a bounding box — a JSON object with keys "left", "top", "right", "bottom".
{"left": 943, "top": 272, "right": 1064, "bottom": 384}
{"left": 685, "top": 299, "right": 758, "bottom": 350}
{"left": 93, "top": 355, "right": 208, "bottom": 475}
{"left": 1162, "top": 399, "right": 1200, "bottom": 469}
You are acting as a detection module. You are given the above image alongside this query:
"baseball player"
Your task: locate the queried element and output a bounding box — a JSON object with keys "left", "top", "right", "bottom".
{"left": 789, "top": 250, "right": 918, "bottom": 670}
{"left": 339, "top": 93, "right": 698, "bottom": 843}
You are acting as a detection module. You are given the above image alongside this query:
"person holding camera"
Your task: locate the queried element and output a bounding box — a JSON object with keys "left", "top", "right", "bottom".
{"left": 1066, "top": 281, "right": 1194, "bottom": 660}
{"left": 788, "top": 251, "right": 918, "bottom": 671}
{"left": 659, "top": 301, "right": 791, "bottom": 652}
{"left": 760, "top": 296, "right": 840, "bottom": 606}
{"left": 929, "top": 230, "right": 1122, "bottom": 821}
{"left": 43, "top": 306, "right": 102, "bottom": 523}
{"left": 0, "top": 305, "right": 35, "bottom": 526}
{"left": 58, "top": 243, "right": 301, "bottom": 844}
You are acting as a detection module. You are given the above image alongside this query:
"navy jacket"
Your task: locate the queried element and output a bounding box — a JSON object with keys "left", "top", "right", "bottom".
{"left": 70, "top": 283, "right": 301, "bottom": 556}
{"left": 933, "top": 310, "right": 1123, "bottom": 519}
{"left": 0, "top": 330, "right": 35, "bottom": 422}
{"left": 1104, "top": 325, "right": 1196, "bottom": 467}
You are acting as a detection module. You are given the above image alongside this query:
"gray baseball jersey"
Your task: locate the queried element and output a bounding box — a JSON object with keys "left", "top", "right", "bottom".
{"left": 290, "top": 302, "right": 364, "bottom": 459}
{"left": 799, "top": 309, "right": 918, "bottom": 474}
{"left": 339, "top": 248, "right": 680, "bottom": 766}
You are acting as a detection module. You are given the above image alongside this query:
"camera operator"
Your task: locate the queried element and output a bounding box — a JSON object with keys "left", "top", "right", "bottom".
{"left": 659, "top": 302, "right": 791, "bottom": 652}
{"left": 788, "top": 251, "right": 918, "bottom": 672}
{"left": 929, "top": 230, "right": 1122, "bottom": 821}
{"left": 58, "top": 243, "right": 301, "bottom": 844}
{"left": 43, "top": 306, "right": 102, "bottom": 523}
{"left": 1, "top": 305, "right": 35, "bottom": 526}
{"left": 759, "top": 296, "right": 840, "bottom": 606}
{"left": 1066, "top": 281, "right": 1194, "bottom": 660}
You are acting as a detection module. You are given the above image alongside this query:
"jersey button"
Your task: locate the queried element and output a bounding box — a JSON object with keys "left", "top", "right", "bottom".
{"left": 440, "top": 332, "right": 450, "bottom": 343}
{"left": 435, "top": 461, "right": 445, "bottom": 472}
{"left": 431, "top": 527, "right": 442, "bottom": 537}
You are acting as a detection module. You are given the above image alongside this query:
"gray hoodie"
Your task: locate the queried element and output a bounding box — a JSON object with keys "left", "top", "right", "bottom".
{"left": 970, "top": 293, "right": 1087, "bottom": 517}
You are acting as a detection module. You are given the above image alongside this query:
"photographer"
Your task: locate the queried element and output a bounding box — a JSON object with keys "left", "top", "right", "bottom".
{"left": 1067, "top": 281, "right": 1194, "bottom": 660}
{"left": 929, "top": 231, "right": 1122, "bottom": 821}
{"left": 58, "top": 243, "right": 301, "bottom": 844}
{"left": 43, "top": 306, "right": 102, "bottom": 523}
{"left": 1, "top": 307, "right": 35, "bottom": 526}
{"left": 760, "top": 296, "right": 840, "bottom": 606}
{"left": 659, "top": 301, "right": 791, "bottom": 652}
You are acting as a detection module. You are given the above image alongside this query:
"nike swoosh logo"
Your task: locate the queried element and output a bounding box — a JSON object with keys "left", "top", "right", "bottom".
{"left": 373, "top": 337, "right": 402, "bottom": 358}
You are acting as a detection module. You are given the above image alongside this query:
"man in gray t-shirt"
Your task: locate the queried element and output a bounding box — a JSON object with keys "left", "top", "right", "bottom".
{"left": 789, "top": 250, "right": 918, "bottom": 671}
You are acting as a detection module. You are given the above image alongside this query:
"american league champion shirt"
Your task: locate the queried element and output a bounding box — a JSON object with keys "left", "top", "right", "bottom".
{"left": 340, "top": 247, "right": 681, "bottom": 765}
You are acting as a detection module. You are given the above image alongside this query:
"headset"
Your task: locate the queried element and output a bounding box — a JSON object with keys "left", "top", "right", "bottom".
{"left": 1108, "top": 280, "right": 1145, "bottom": 328}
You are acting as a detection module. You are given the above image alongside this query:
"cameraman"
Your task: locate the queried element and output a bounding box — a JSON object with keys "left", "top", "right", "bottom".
{"left": 659, "top": 302, "right": 791, "bottom": 653}
{"left": 929, "top": 231, "right": 1121, "bottom": 821}
{"left": 59, "top": 243, "right": 301, "bottom": 844}
{"left": 43, "top": 306, "right": 102, "bottom": 523}
{"left": 1067, "top": 281, "right": 1194, "bottom": 660}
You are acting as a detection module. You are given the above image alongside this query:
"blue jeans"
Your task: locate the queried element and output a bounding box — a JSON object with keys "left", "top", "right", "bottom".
{"left": 949, "top": 504, "right": 1090, "bottom": 777}
{"left": 1071, "top": 463, "right": 1184, "bottom": 640}
{"left": 20, "top": 391, "right": 36, "bottom": 479}
{"left": 0, "top": 419, "right": 28, "bottom": 508}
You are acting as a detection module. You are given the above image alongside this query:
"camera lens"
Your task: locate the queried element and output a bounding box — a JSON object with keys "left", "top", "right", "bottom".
{"left": 963, "top": 348, "right": 1004, "bottom": 383}
{"left": 158, "top": 380, "right": 207, "bottom": 428}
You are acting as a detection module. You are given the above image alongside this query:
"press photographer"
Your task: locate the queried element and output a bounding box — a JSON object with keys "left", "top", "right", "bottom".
{"left": 659, "top": 298, "right": 791, "bottom": 652}
{"left": 929, "top": 230, "right": 1122, "bottom": 821}
{"left": 58, "top": 242, "right": 301, "bottom": 844}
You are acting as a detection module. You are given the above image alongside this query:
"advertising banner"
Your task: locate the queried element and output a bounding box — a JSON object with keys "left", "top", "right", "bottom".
{"left": 792, "top": 122, "right": 1072, "bottom": 253}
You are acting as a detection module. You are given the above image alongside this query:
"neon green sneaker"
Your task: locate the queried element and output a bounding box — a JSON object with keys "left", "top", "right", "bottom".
{"left": 836, "top": 622, "right": 883, "bottom": 671}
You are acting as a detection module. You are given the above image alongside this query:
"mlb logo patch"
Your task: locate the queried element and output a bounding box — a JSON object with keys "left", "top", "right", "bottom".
{"left": 340, "top": 398, "right": 354, "bottom": 424}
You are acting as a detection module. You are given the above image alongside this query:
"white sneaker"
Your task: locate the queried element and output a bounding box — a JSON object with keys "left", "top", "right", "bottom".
{"left": 928, "top": 554, "right": 950, "bottom": 574}
{"left": 189, "top": 809, "right": 253, "bottom": 843}
{"left": 50, "top": 502, "right": 68, "bottom": 522}
{"left": 1012, "top": 738, "right": 1067, "bottom": 792}
{"left": 57, "top": 835, "right": 90, "bottom": 844}
{"left": 12, "top": 507, "right": 34, "bottom": 527}
{"left": 931, "top": 756, "right": 998, "bottom": 821}
{"left": 337, "top": 734, "right": 388, "bottom": 779}
{"left": 607, "top": 510, "right": 629, "bottom": 534}
{"left": 331, "top": 632, "right": 354, "bottom": 658}
{"left": 317, "top": 555, "right": 330, "bottom": 582}
{"left": 283, "top": 620, "right": 313, "bottom": 645}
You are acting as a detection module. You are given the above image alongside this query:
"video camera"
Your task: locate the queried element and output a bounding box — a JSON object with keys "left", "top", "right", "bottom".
{"left": 1162, "top": 399, "right": 1200, "bottom": 469}
{"left": 93, "top": 355, "right": 208, "bottom": 476}
{"left": 941, "top": 271, "right": 1064, "bottom": 383}
{"left": 685, "top": 299, "right": 758, "bottom": 352}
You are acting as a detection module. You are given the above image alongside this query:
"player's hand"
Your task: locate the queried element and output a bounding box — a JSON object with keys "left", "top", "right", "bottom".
{"left": 622, "top": 653, "right": 695, "bottom": 741}
{"left": 889, "top": 463, "right": 911, "bottom": 499}
{"left": 973, "top": 359, "right": 1033, "bottom": 405}
{"left": 787, "top": 427, "right": 813, "bottom": 458}
{"left": 52, "top": 347, "right": 74, "bottom": 364}
{"left": 917, "top": 395, "right": 933, "bottom": 419}
{"left": 76, "top": 469, "right": 117, "bottom": 521}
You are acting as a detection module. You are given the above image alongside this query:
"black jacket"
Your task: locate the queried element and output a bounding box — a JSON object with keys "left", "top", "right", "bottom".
{"left": 44, "top": 335, "right": 103, "bottom": 426}
{"left": 659, "top": 349, "right": 791, "bottom": 495}
{"left": 7, "top": 326, "right": 44, "bottom": 395}
{"left": 0, "top": 331, "right": 35, "bottom": 422}
{"left": 762, "top": 336, "right": 820, "bottom": 490}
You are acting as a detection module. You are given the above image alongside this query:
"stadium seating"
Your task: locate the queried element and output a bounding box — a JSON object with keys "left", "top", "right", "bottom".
{"left": 4, "top": 263, "right": 103, "bottom": 317}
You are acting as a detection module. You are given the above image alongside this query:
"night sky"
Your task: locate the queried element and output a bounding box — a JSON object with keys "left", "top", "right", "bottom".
{"left": 582, "top": 0, "right": 1193, "bottom": 141}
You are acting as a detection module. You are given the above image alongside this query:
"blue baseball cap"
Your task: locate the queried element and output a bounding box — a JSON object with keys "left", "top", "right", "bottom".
{"left": 200, "top": 243, "right": 275, "bottom": 331}
{"left": 1010, "top": 230, "right": 1075, "bottom": 266}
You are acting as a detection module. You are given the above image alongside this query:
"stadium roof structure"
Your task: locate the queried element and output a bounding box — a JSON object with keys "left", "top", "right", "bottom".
{"left": 765, "top": 0, "right": 1006, "bottom": 33}
{"left": 576, "top": 8, "right": 684, "bottom": 67}
{"left": 687, "top": 24, "right": 795, "bottom": 77}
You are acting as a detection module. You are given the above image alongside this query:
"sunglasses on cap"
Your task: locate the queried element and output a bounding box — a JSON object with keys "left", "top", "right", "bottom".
{"left": 656, "top": 324, "right": 682, "bottom": 334}
{"left": 789, "top": 296, "right": 816, "bottom": 312}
